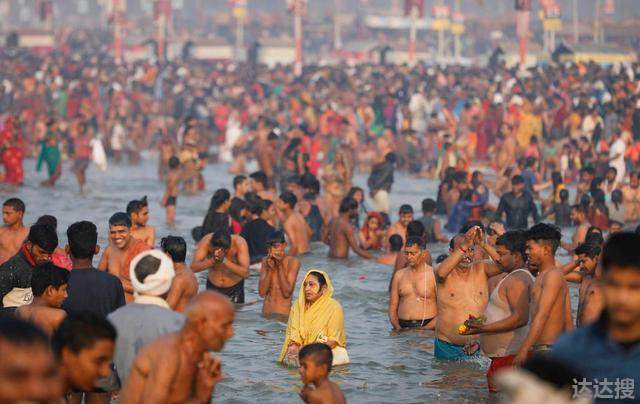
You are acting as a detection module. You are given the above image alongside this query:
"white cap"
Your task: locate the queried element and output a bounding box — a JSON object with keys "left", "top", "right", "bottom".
{"left": 129, "top": 250, "right": 175, "bottom": 297}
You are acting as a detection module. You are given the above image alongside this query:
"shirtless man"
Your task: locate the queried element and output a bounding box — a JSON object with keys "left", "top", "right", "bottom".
{"left": 434, "top": 227, "right": 502, "bottom": 360}
{"left": 386, "top": 204, "right": 414, "bottom": 244}
{"left": 98, "top": 213, "right": 150, "bottom": 303}
{"left": 323, "top": 197, "right": 372, "bottom": 259}
{"left": 127, "top": 197, "right": 156, "bottom": 247}
{"left": 460, "top": 231, "right": 534, "bottom": 392}
{"left": 562, "top": 242, "right": 604, "bottom": 327}
{"left": 161, "top": 156, "right": 180, "bottom": 227}
{"left": 298, "top": 343, "right": 346, "bottom": 404}
{"left": 561, "top": 204, "right": 589, "bottom": 254}
{"left": 388, "top": 237, "right": 437, "bottom": 330}
{"left": 514, "top": 223, "right": 572, "bottom": 364}
{"left": 256, "top": 130, "right": 278, "bottom": 186}
{"left": 249, "top": 171, "right": 276, "bottom": 202}
{"left": 192, "top": 231, "right": 249, "bottom": 304}
{"left": 277, "top": 191, "right": 312, "bottom": 256}
{"left": 0, "top": 198, "right": 28, "bottom": 265}
{"left": 119, "top": 292, "right": 234, "bottom": 404}
{"left": 16, "top": 262, "right": 69, "bottom": 336}
{"left": 162, "top": 236, "right": 198, "bottom": 313}
{"left": 377, "top": 235, "right": 403, "bottom": 266}
{"left": 258, "top": 231, "right": 301, "bottom": 319}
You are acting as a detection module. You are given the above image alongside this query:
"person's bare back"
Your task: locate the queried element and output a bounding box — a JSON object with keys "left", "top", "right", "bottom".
{"left": 167, "top": 263, "right": 199, "bottom": 313}
{"left": 15, "top": 305, "right": 66, "bottom": 336}
{"left": 283, "top": 212, "right": 311, "bottom": 256}
{"left": 300, "top": 380, "right": 346, "bottom": 404}
{"left": 0, "top": 225, "right": 28, "bottom": 265}
{"left": 325, "top": 215, "right": 371, "bottom": 259}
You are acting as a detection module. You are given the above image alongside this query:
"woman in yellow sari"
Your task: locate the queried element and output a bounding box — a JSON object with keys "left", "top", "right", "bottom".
{"left": 279, "top": 270, "right": 347, "bottom": 366}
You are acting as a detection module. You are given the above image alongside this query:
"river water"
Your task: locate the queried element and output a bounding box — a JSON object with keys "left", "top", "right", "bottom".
{"left": 6, "top": 157, "right": 580, "bottom": 404}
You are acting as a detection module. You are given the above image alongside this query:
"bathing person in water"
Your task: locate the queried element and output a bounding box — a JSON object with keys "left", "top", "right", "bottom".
{"left": 258, "top": 230, "right": 300, "bottom": 319}
{"left": 323, "top": 197, "right": 372, "bottom": 259}
{"left": 298, "top": 343, "right": 346, "bottom": 404}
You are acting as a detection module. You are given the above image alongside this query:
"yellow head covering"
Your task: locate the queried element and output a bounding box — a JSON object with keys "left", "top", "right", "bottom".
{"left": 278, "top": 270, "right": 346, "bottom": 362}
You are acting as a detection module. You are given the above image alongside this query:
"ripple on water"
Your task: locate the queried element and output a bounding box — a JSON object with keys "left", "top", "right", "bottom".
{"left": 10, "top": 159, "right": 580, "bottom": 403}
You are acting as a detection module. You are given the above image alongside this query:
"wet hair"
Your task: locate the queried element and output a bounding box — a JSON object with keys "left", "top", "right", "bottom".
{"left": 574, "top": 242, "right": 601, "bottom": 259}
{"left": 405, "top": 236, "right": 426, "bottom": 250}
{"left": 602, "top": 232, "right": 640, "bottom": 272}
{"left": 339, "top": 197, "right": 358, "bottom": 214}
{"left": 406, "top": 220, "right": 425, "bottom": 238}
{"left": 0, "top": 317, "right": 48, "bottom": 348}
{"left": 126, "top": 196, "right": 148, "bottom": 215}
{"left": 421, "top": 198, "right": 436, "bottom": 213}
{"left": 168, "top": 156, "right": 180, "bottom": 169}
{"left": 133, "top": 255, "right": 161, "bottom": 284}
{"left": 299, "top": 342, "right": 333, "bottom": 372}
{"left": 308, "top": 271, "right": 327, "bottom": 288}
{"left": 28, "top": 223, "right": 58, "bottom": 253}
{"left": 67, "top": 221, "right": 98, "bottom": 259}
{"left": 229, "top": 198, "right": 248, "bottom": 223}
{"left": 161, "top": 236, "right": 187, "bottom": 263}
{"left": 300, "top": 173, "right": 319, "bottom": 191}
{"left": 389, "top": 234, "right": 403, "bottom": 252}
{"left": 525, "top": 223, "right": 561, "bottom": 253}
{"left": 209, "top": 189, "right": 231, "bottom": 211}
{"left": 511, "top": 175, "right": 525, "bottom": 185}
{"left": 108, "top": 212, "right": 132, "bottom": 228}
{"left": 436, "top": 254, "right": 448, "bottom": 264}
{"left": 210, "top": 230, "right": 232, "bottom": 249}
{"left": 31, "top": 262, "right": 69, "bottom": 297}
{"left": 279, "top": 191, "right": 297, "bottom": 209}
{"left": 399, "top": 204, "right": 414, "bottom": 215}
{"left": 559, "top": 189, "right": 569, "bottom": 203}
{"left": 496, "top": 231, "right": 527, "bottom": 260}
{"left": 346, "top": 186, "right": 364, "bottom": 201}
{"left": 248, "top": 198, "right": 265, "bottom": 216}
{"left": 3, "top": 197, "right": 25, "bottom": 213}
{"left": 52, "top": 313, "right": 117, "bottom": 358}
{"left": 249, "top": 171, "right": 268, "bottom": 189}
{"left": 266, "top": 230, "right": 286, "bottom": 247}
{"left": 35, "top": 215, "right": 57, "bottom": 230}
{"left": 233, "top": 175, "right": 247, "bottom": 190}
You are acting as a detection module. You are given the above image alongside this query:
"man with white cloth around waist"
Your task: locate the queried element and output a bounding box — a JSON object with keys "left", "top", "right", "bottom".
{"left": 107, "top": 250, "right": 185, "bottom": 386}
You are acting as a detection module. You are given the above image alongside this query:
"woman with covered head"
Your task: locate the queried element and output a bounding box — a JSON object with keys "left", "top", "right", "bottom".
{"left": 280, "top": 270, "right": 348, "bottom": 367}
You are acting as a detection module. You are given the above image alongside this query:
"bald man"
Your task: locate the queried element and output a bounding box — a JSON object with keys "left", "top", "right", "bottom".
{"left": 119, "top": 292, "right": 235, "bottom": 404}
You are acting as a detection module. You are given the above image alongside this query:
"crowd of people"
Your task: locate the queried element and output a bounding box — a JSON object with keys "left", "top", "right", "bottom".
{"left": 0, "top": 32, "right": 640, "bottom": 402}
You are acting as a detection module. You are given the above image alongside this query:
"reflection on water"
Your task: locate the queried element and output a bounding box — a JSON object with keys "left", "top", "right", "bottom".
{"left": 6, "top": 158, "right": 580, "bottom": 403}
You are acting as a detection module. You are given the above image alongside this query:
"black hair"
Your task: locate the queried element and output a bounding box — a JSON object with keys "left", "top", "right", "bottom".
{"left": 602, "top": 232, "right": 640, "bottom": 272}
{"left": 161, "top": 236, "right": 187, "bottom": 263}
{"left": 134, "top": 255, "right": 161, "bottom": 284}
{"left": 346, "top": 186, "right": 364, "bottom": 201}
{"left": 308, "top": 271, "right": 327, "bottom": 288}
{"left": 399, "top": 204, "right": 414, "bottom": 215}
{"left": 384, "top": 152, "right": 397, "bottom": 164}
{"left": 248, "top": 198, "right": 265, "bottom": 216}
{"left": 436, "top": 254, "right": 448, "bottom": 264}
{"left": 108, "top": 212, "right": 132, "bottom": 228}
{"left": 453, "top": 171, "right": 468, "bottom": 184}
{"left": 67, "top": 221, "right": 98, "bottom": 259}
{"left": 210, "top": 230, "right": 232, "bottom": 249}
{"left": 460, "top": 220, "right": 483, "bottom": 235}
{"left": 405, "top": 236, "right": 426, "bottom": 250}
{"left": 339, "top": 197, "right": 358, "bottom": 214}
{"left": 249, "top": 171, "right": 268, "bottom": 188}
{"left": 209, "top": 189, "right": 231, "bottom": 211}
{"left": 525, "top": 223, "right": 561, "bottom": 253}
{"left": 233, "top": 175, "right": 247, "bottom": 189}
{"left": 421, "top": 198, "right": 436, "bottom": 213}
{"left": 299, "top": 342, "right": 333, "bottom": 372}
{"left": 559, "top": 189, "right": 569, "bottom": 203}
{"left": 279, "top": 191, "right": 297, "bottom": 209}
{"left": 31, "top": 261, "right": 69, "bottom": 297}
{"left": 496, "top": 231, "right": 527, "bottom": 260}
{"left": 389, "top": 234, "right": 403, "bottom": 252}
{"left": 3, "top": 197, "right": 25, "bottom": 213}
{"left": 229, "top": 198, "right": 248, "bottom": 223}
{"left": 511, "top": 175, "right": 525, "bottom": 185}
{"left": 28, "top": 223, "right": 58, "bottom": 253}
{"left": 406, "top": 220, "right": 425, "bottom": 238}
{"left": 126, "top": 196, "right": 148, "bottom": 215}
{"left": 571, "top": 204, "right": 587, "bottom": 215}
{"left": 168, "top": 156, "right": 180, "bottom": 169}
{"left": 52, "top": 313, "right": 117, "bottom": 358}
{"left": 0, "top": 316, "right": 48, "bottom": 347}
{"left": 266, "top": 230, "right": 286, "bottom": 247}
{"left": 35, "top": 215, "right": 57, "bottom": 231}
{"left": 574, "top": 242, "right": 601, "bottom": 258}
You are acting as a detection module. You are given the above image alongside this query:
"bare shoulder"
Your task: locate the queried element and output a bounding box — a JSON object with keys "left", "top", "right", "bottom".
{"left": 508, "top": 270, "right": 534, "bottom": 286}
{"left": 330, "top": 382, "right": 346, "bottom": 404}
{"left": 542, "top": 269, "right": 565, "bottom": 287}
{"left": 232, "top": 234, "right": 248, "bottom": 248}
{"left": 197, "top": 233, "right": 212, "bottom": 248}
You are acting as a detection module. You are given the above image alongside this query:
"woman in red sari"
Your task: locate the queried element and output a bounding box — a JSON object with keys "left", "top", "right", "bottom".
{"left": 1, "top": 116, "right": 24, "bottom": 186}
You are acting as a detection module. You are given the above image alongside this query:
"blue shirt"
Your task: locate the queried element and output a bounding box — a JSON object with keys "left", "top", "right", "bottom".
{"left": 551, "top": 315, "right": 640, "bottom": 403}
